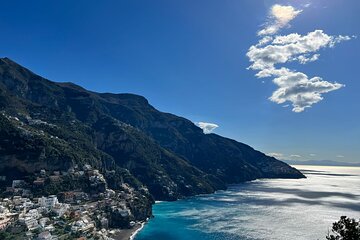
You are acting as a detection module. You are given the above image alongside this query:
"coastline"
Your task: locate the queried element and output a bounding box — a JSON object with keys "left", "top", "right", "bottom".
{"left": 124, "top": 166, "right": 360, "bottom": 240}
{"left": 111, "top": 222, "right": 145, "bottom": 240}
{"left": 129, "top": 222, "right": 146, "bottom": 240}
{"left": 115, "top": 173, "right": 307, "bottom": 240}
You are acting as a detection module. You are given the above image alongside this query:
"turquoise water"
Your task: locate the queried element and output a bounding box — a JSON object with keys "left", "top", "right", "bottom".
{"left": 135, "top": 165, "right": 360, "bottom": 240}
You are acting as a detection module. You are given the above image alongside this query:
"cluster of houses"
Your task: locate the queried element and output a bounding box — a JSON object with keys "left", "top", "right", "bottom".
{"left": 0, "top": 194, "right": 67, "bottom": 239}
{"left": 0, "top": 164, "right": 146, "bottom": 239}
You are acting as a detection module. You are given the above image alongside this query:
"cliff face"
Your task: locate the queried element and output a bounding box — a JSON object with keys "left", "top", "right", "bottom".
{"left": 0, "top": 57, "right": 304, "bottom": 201}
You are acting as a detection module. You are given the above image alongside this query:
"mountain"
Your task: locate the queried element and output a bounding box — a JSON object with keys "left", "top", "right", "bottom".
{"left": 284, "top": 159, "right": 360, "bottom": 167}
{"left": 0, "top": 57, "right": 304, "bottom": 202}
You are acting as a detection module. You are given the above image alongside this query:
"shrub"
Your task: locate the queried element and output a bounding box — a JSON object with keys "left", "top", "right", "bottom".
{"left": 326, "top": 216, "right": 360, "bottom": 240}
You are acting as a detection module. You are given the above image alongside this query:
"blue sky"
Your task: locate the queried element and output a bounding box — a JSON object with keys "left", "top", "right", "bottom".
{"left": 0, "top": 0, "right": 359, "bottom": 162}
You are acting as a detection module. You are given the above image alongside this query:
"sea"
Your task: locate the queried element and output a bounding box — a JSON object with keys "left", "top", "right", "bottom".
{"left": 135, "top": 165, "right": 360, "bottom": 240}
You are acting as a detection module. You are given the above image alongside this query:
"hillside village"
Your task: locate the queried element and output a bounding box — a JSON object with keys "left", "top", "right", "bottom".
{"left": 0, "top": 58, "right": 307, "bottom": 240}
{"left": 0, "top": 164, "right": 151, "bottom": 240}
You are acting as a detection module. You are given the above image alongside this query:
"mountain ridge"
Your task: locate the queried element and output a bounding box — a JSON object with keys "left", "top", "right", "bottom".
{"left": 284, "top": 159, "right": 360, "bottom": 167}
{"left": 0, "top": 57, "right": 304, "bottom": 202}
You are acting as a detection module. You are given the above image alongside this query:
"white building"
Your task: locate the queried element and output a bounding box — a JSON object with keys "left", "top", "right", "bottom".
{"left": 39, "top": 196, "right": 59, "bottom": 209}
{"left": 52, "top": 204, "right": 69, "bottom": 217}
{"left": 39, "top": 217, "right": 50, "bottom": 228}
{"left": 0, "top": 206, "right": 9, "bottom": 214}
{"left": 0, "top": 215, "right": 12, "bottom": 230}
{"left": 19, "top": 216, "right": 39, "bottom": 231}
{"left": 71, "top": 216, "right": 95, "bottom": 233}
{"left": 23, "top": 200, "right": 34, "bottom": 209}
{"left": 26, "top": 209, "right": 40, "bottom": 219}
{"left": 37, "top": 231, "right": 53, "bottom": 240}
{"left": 84, "top": 164, "right": 92, "bottom": 171}
{"left": 12, "top": 180, "right": 25, "bottom": 188}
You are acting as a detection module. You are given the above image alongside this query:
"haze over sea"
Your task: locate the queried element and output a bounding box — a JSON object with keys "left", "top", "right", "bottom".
{"left": 135, "top": 165, "right": 360, "bottom": 240}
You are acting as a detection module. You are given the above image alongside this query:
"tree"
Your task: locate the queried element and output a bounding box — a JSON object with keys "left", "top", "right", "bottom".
{"left": 0, "top": 232, "right": 11, "bottom": 240}
{"left": 326, "top": 216, "right": 360, "bottom": 240}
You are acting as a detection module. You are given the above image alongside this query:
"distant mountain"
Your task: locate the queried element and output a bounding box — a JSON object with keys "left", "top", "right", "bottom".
{"left": 284, "top": 159, "right": 360, "bottom": 167}
{"left": 0, "top": 57, "right": 304, "bottom": 202}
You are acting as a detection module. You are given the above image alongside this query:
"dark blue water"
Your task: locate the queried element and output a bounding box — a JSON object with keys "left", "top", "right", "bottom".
{"left": 135, "top": 166, "right": 360, "bottom": 240}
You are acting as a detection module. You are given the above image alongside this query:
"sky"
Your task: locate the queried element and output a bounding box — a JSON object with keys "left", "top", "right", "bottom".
{"left": 0, "top": 0, "right": 359, "bottom": 162}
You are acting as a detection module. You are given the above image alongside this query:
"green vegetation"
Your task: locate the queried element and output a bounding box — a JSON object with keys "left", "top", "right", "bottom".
{"left": 0, "top": 57, "right": 304, "bottom": 202}
{"left": 0, "top": 231, "right": 26, "bottom": 240}
{"left": 326, "top": 216, "right": 360, "bottom": 240}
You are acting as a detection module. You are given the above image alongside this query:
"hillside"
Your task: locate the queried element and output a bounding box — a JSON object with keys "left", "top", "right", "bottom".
{"left": 0, "top": 57, "right": 304, "bottom": 202}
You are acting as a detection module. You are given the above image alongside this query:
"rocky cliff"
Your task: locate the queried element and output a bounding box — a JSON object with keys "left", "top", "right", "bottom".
{"left": 0, "top": 57, "right": 304, "bottom": 202}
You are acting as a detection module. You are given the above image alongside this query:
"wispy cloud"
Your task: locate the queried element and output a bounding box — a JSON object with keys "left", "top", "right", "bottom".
{"left": 336, "top": 155, "right": 345, "bottom": 158}
{"left": 247, "top": 5, "right": 353, "bottom": 112}
{"left": 290, "top": 154, "right": 302, "bottom": 158}
{"left": 267, "top": 152, "right": 285, "bottom": 159}
{"left": 196, "top": 122, "right": 219, "bottom": 134}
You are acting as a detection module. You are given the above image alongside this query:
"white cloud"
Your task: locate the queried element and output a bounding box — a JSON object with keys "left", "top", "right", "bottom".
{"left": 336, "top": 155, "right": 345, "bottom": 158}
{"left": 330, "top": 35, "right": 352, "bottom": 47}
{"left": 268, "top": 153, "right": 304, "bottom": 160}
{"left": 258, "top": 4, "right": 302, "bottom": 36}
{"left": 196, "top": 122, "right": 219, "bottom": 134}
{"left": 248, "top": 30, "right": 351, "bottom": 75}
{"left": 256, "top": 36, "right": 273, "bottom": 47}
{"left": 309, "top": 153, "right": 316, "bottom": 157}
{"left": 267, "top": 152, "right": 284, "bottom": 159}
{"left": 268, "top": 68, "right": 343, "bottom": 112}
{"left": 247, "top": 5, "right": 353, "bottom": 112}
{"left": 297, "top": 54, "right": 320, "bottom": 64}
